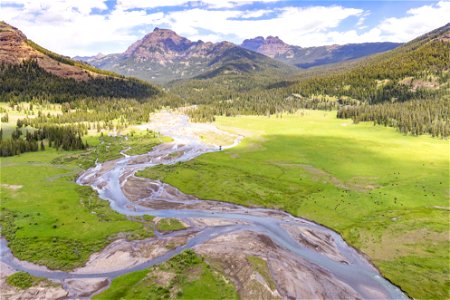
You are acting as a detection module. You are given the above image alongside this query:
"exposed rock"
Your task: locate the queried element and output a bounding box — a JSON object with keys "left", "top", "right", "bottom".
{"left": 0, "top": 274, "right": 67, "bottom": 300}
{"left": 241, "top": 35, "right": 401, "bottom": 68}
{"left": 196, "top": 230, "right": 365, "bottom": 299}
{"left": 0, "top": 21, "right": 99, "bottom": 80}
{"left": 242, "top": 35, "right": 293, "bottom": 58}
{"left": 64, "top": 278, "right": 109, "bottom": 298}
{"left": 77, "top": 27, "right": 293, "bottom": 83}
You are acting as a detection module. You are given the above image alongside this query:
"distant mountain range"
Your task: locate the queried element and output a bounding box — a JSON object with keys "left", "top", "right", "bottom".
{"left": 165, "top": 23, "right": 449, "bottom": 108}
{"left": 76, "top": 28, "right": 295, "bottom": 84}
{"left": 240, "top": 36, "right": 401, "bottom": 68}
{"left": 76, "top": 29, "right": 401, "bottom": 84}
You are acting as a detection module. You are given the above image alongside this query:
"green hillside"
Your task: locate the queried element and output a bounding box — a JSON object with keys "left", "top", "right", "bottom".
{"left": 0, "top": 60, "right": 160, "bottom": 103}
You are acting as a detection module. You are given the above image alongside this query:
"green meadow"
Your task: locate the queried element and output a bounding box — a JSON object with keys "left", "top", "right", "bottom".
{"left": 94, "top": 250, "right": 237, "bottom": 300}
{"left": 156, "top": 218, "right": 187, "bottom": 232}
{"left": 138, "top": 110, "right": 450, "bottom": 299}
{"left": 0, "top": 132, "right": 163, "bottom": 271}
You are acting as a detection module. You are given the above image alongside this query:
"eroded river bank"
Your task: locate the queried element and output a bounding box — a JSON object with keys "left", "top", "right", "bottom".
{"left": 1, "top": 111, "right": 408, "bottom": 299}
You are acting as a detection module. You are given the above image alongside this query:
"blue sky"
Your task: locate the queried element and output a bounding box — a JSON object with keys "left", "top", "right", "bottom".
{"left": 2, "top": 0, "right": 449, "bottom": 56}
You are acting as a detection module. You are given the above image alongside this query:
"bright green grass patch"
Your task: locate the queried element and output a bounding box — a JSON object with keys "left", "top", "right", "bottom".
{"left": 137, "top": 110, "right": 449, "bottom": 299}
{"left": 125, "top": 130, "right": 172, "bottom": 156}
{"left": 51, "top": 131, "right": 169, "bottom": 169}
{"left": 94, "top": 250, "right": 237, "bottom": 300}
{"left": 247, "top": 256, "right": 276, "bottom": 290}
{"left": 156, "top": 218, "right": 186, "bottom": 232}
{"left": 6, "top": 272, "right": 44, "bottom": 289}
{"left": 0, "top": 132, "right": 161, "bottom": 270}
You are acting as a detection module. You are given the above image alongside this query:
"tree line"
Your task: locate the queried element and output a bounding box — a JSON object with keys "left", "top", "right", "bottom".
{"left": 0, "top": 125, "right": 86, "bottom": 156}
{"left": 0, "top": 60, "right": 161, "bottom": 103}
{"left": 337, "top": 98, "right": 449, "bottom": 138}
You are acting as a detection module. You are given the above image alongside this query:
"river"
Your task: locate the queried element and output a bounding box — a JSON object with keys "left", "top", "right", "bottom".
{"left": 0, "top": 111, "right": 408, "bottom": 299}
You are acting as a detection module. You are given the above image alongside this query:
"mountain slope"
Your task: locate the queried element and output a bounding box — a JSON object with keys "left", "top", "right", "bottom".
{"left": 284, "top": 22, "right": 450, "bottom": 104}
{"left": 171, "top": 24, "right": 449, "bottom": 137}
{"left": 80, "top": 28, "right": 296, "bottom": 84}
{"left": 0, "top": 22, "right": 160, "bottom": 102}
{"left": 241, "top": 36, "right": 401, "bottom": 68}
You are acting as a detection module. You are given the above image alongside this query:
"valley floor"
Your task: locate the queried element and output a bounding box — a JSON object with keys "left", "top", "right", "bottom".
{"left": 1, "top": 109, "right": 448, "bottom": 299}
{"left": 138, "top": 110, "right": 450, "bottom": 299}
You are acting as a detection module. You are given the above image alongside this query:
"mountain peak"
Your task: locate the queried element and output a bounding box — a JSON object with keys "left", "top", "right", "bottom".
{"left": 241, "top": 35, "right": 293, "bottom": 58}
{"left": 0, "top": 21, "right": 27, "bottom": 43}
{"left": 266, "top": 36, "right": 286, "bottom": 44}
{"left": 124, "top": 28, "right": 195, "bottom": 59}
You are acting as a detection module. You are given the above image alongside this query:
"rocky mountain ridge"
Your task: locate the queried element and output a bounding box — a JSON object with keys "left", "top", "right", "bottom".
{"left": 79, "top": 28, "right": 294, "bottom": 84}
{"left": 241, "top": 35, "right": 402, "bottom": 68}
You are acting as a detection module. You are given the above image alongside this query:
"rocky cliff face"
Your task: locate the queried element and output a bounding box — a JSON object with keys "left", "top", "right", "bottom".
{"left": 241, "top": 35, "right": 401, "bottom": 68}
{"left": 241, "top": 36, "right": 294, "bottom": 58}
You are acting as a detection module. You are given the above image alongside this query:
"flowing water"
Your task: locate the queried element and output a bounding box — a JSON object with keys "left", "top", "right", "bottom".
{"left": 0, "top": 111, "right": 408, "bottom": 299}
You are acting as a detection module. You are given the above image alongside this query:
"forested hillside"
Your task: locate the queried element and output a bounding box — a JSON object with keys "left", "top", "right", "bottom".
{"left": 177, "top": 23, "right": 450, "bottom": 137}
{"left": 0, "top": 22, "right": 160, "bottom": 102}
{"left": 0, "top": 61, "right": 160, "bottom": 102}
{"left": 285, "top": 23, "right": 450, "bottom": 104}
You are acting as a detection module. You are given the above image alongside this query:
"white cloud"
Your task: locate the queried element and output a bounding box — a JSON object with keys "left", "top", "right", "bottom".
{"left": 116, "top": 0, "right": 281, "bottom": 10}
{"left": 376, "top": 1, "right": 450, "bottom": 41}
{"left": 238, "top": 9, "right": 272, "bottom": 19}
{"left": 158, "top": 6, "right": 363, "bottom": 46}
{"left": 2, "top": 0, "right": 108, "bottom": 15}
{"left": 2, "top": 1, "right": 165, "bottom": 56}
{"left": 321, "top": 1, "right": 450, "bottom": 46}
{"left": 116, "top": 0, "right": 189, "bottom": 10}
{"left": 1, "top": 0, "right": 449, "bottom": 56}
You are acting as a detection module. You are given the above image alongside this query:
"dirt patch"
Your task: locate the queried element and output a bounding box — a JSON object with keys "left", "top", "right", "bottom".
{"left": 0, "top": 265, "right": 67, "bottom": 300}
{"left": 362, "top": 228, "right": 449, "bottom": 260}
{"left": 1, "top": 184, "right": 23, "bottom": 191}
{"left": 433, "top": 206, "right": 450, "bottom": 211}
{"left": 151, "top": 270, "right": 176, "bottom": 286}
{"left": 282, "top": 224, "right": 348, "bottom": 263}
{"left": 74, "top": 233, "right": 193, "bottom": 274}
{"left": 257, "top": 234, "right": 277, "bottom": 249}
{"left": 400, "top": 76, "right": 440, "bottom": 91}
{"left": 274, "top": 162, "right": 378, "bottom": 192}
{"left": 64, "top": 278, "right": 109, "bottom": 298}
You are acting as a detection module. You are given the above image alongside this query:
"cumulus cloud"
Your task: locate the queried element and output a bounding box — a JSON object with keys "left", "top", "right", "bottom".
{"left": 376, "top": 1, "right": 450, "bottom": 41}
{"left": 158, "top": 6, "right": 363, "bottom": 46}
{"left": 116, "top": 0, "right": 281, "bottom": 10}
{"left": 1, "top": 0, "right": 449, "bottom": 56}
{"left": 323, "top": 1, "right": 450, "bottom": 45}
{"left": 2, "top": 0, "right": 165, "bottom": 56}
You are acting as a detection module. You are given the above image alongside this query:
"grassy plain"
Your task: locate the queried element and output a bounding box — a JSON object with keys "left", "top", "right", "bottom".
{"left": 94, "top": 250, "right": 237, "bottom": 300}
{"left": 156, "top": 218, "right": 186, "bottom": 232}
{"left": 6, "top": 272, "right": 44, "bottom": 289}
{"left": 0, "top": 131, "right": 163, "bottom": 271}
{"left": 138, "top": 110, "right": 450, "bottom": 299}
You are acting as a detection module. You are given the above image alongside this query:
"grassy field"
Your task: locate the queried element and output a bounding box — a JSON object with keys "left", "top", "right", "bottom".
{"left": 0, "top": 102, "right": 61, "bottom": 138}
{"left": 94, "top": 250, "right": 237, "bottom": 300}
{"left": 156, "top": 218, "right": 186, "bottom": 232}
{"left": 6, "top": 272, "right": 46, "bottom": 289}
{"left": 0, "top": 130, "right": 164, "bottom": 271}
{"left": 137, "top": 110, "right": 449, "bottom": 299}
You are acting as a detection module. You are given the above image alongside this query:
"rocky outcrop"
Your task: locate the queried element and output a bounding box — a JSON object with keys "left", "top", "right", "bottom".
{"left": 241, "top": 35, "right": 294, "bottom": 58}
{"left": 0, "top": 21, "right": 96, "bottom": 80}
